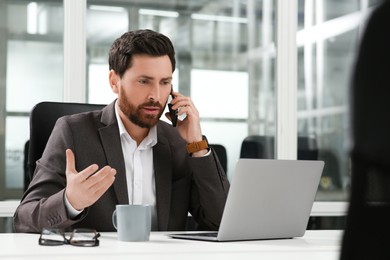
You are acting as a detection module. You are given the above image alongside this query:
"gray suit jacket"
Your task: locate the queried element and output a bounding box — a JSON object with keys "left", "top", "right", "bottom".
{"left": 14, "top": 101, "right": 229, "bottom": 233}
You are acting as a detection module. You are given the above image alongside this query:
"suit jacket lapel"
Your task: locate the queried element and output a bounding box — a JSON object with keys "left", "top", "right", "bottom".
{"left": 99, "top": 101, "right": 129, "bottom": 205}
{"left": 154, "top": 126, "right": 172, "bottom": 231}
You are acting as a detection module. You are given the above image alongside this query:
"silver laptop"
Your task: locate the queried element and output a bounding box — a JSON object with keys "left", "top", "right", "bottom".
{"left": 169, "top": 158, "right": 324, "bottom": 242}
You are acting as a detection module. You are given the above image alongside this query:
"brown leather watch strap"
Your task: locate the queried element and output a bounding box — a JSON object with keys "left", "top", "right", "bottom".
{"left": 186, "top": 136, "right": 209, "bottom": 154}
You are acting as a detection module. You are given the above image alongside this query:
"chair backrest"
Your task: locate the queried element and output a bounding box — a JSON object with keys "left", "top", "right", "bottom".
{"left": 239, "top": 135, "right": 318, "bottom": 160}
{"left": 26, "top": 101, "right": 105, "bottom": 185}
{"left": 209, "top": 144, "right": 228, "bottom": 173}
{"left": 341, "top": 1, "right": 390, "bottom": 259}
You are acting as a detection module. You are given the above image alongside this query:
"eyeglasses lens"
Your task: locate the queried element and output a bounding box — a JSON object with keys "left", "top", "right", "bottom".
{"left": 70, "top": 229, "right": 100, "bottom": 247}
{"left": 39, "top": 229, "right": 65, "bottom": 246}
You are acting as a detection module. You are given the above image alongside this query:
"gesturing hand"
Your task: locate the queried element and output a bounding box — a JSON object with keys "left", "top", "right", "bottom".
{"left": 65, "top": 149, "right": 117, "bottom": 211}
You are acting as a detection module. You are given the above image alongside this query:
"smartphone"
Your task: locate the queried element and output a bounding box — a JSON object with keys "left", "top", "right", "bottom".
{"left": 168, "top": 87, "right": 178, "bottom": 127}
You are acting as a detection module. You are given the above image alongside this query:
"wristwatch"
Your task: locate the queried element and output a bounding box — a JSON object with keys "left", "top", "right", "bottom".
{"left": 186, "top": 135, "right": 209, "bottom": 154}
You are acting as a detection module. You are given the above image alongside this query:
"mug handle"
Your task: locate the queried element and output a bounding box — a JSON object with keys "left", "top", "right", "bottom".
{"left": 112, "top": 209, "right": 117, "bottom": 230}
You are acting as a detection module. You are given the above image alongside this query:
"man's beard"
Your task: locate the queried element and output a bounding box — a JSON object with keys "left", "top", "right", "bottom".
{"left": 118, "top": 90, "right": 164, "bottom": 129}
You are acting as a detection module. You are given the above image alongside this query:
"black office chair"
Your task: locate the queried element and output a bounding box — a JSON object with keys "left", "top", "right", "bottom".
{"left": 209, "top": 144, "right": 228, "bottom": 173}
{"left": 24, "top": 101, "right": 105, "bottom": 189}
{"left": 23, "top": 140, "right": 30, "bottom": 192}
{"left": 239, "top": 135, "right": 318, "bottom": 160}
{"left": 341, "top": 1, "right": 390, "bottom": 259}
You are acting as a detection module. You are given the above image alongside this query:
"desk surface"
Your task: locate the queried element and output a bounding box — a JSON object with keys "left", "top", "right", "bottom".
{"left": 0, "top": 230, "right": 342, "bottom": 260}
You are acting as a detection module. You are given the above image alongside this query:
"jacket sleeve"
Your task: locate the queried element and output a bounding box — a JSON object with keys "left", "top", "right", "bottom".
{"left": 188, "top": 148, "right": 230, "bottom": 230}
{"left": 13, "top": 117, "right": 86, "bottom": 233}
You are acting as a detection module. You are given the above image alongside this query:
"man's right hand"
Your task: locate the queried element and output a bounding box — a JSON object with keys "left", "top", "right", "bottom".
{"left": 65, "top": 149, "right": 117, "bottom": 211}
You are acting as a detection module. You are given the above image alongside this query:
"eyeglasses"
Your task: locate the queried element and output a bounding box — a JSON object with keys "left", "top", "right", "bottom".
{"left": 39, "top": 228, "right": 100, "bottom": 247}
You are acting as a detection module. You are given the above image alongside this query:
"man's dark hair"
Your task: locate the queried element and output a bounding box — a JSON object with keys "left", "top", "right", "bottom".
{"left": 108, "top": 29, "right": 176, "bottom": 78}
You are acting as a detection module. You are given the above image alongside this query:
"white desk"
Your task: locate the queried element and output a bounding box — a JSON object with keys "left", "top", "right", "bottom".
{"left": 0, "top": 230, "right": 342, "bottom": 260}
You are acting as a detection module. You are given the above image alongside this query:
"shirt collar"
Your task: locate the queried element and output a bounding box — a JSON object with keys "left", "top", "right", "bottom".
{"left": 114, "top": 100, "right": 158, "bottom": 149}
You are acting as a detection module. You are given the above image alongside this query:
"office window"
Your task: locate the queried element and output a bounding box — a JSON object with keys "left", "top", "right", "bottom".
{"left": 0, "top": 1, "right": 64, "bottom": 198}
{"left": 191, "top": 69, "right": 248, "bottom": 119}
{"left": 0, "top": 0, "right": 380, "bottom": 203}
{"left": 297, "top": 0, "right": 375, "bottom": 201}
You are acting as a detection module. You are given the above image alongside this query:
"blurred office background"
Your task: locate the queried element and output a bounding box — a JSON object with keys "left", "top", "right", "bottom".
{"left": 0, "top": 0, "right": 381, "bottom": 229}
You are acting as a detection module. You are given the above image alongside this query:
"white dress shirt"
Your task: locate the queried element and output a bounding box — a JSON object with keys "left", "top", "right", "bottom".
{"left": 114, "top": 102, "right": 158, "bottom": 229}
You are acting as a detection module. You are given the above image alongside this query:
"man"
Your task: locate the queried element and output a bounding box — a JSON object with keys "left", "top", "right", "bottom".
{"left": 13, "top": 29, "right": 229, "bottom": 233}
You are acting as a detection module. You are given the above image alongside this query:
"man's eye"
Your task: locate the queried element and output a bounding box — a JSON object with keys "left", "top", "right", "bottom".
{"left": 138, "top": 80, "right": 148, "bottom": 84}
{"left": 162, "top": 81, "right": 171, "bottom": 85}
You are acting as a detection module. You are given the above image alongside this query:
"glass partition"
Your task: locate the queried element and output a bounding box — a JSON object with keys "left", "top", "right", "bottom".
{"left": 0, "top": 0, "right": 381, "bottom": 203}
{"left": 0, "top": 0, "right": 64, "bottom": 198}
{"left": 297, "top": 0, "right": 374, "bottom": 201}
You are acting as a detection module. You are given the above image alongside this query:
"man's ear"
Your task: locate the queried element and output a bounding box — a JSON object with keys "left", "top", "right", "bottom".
{"left": 109, "top": 70, "right": 120, "bottom": 93}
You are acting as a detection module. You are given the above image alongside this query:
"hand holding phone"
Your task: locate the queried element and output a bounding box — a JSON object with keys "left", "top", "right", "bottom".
{"left": 168, "top": 87, "right": 178, "bottom": 127}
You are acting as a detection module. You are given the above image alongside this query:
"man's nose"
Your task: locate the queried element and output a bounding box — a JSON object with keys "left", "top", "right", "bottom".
{"left": 148, "top": 84, "right": 161, "bottom": 102}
